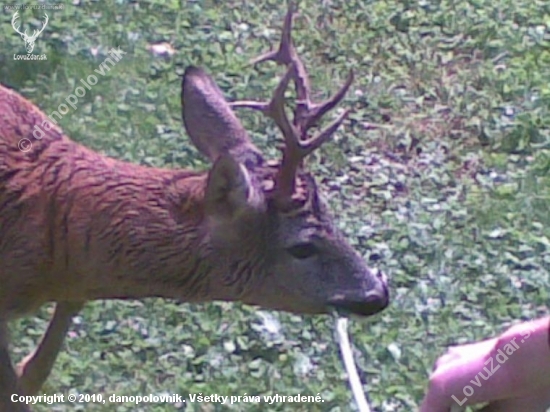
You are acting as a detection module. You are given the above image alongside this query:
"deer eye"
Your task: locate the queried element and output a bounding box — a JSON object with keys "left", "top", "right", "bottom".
{"left": 287, "top": 242, "right": 319, "bottom": 259}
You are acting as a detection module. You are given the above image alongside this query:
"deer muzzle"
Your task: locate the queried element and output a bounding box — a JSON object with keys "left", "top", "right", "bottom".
{"left": 329, "top": 269, "right": 389, "bottom": 317}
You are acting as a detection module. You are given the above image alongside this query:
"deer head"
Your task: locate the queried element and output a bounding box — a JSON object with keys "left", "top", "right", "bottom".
{"left": 11, "top": 12, "right": 49, "bottom": 54}
{"left": 181, "top": 5, "right": 389, "bottom": 317}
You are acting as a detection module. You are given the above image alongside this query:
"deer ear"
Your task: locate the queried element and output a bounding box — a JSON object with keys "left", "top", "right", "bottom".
{"left": 182, "top": 66, "right": 263, "bottom": 167}
{"left": 205, "top": 155, "right": 264, "bottom": 222}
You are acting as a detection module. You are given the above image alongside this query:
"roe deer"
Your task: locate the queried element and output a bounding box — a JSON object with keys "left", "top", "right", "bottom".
{"left": 0, "top": 6, "right": 389, "bottom": 411}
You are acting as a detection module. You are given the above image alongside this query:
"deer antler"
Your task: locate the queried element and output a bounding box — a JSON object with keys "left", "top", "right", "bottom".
{"left": 11, "top": 12, "right": 27, "bottom": 37}
{"left": 33, "top": 13, "right": 49, "bottom": 39}
{"left": 11, "top": 12, "right": 48, "bottom": 40}
{"left": 230, "top": 3, "right": 354, "bottom": 200}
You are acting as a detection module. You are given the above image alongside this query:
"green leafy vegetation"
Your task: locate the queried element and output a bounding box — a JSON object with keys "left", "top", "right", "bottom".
{"left": 1, "top": 0, "right": 549, "bottom": 410}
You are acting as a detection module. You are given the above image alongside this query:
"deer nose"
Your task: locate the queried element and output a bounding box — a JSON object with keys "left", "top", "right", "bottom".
{"left": 329, "top": 269, "right": 389, "bottom": 317}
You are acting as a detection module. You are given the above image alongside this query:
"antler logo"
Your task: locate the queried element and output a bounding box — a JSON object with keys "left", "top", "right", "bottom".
{"left": 12, "top": 11, "right": 49, "bottom": 54}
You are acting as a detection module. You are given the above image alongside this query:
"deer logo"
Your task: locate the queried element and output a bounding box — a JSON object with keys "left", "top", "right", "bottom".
{"left": 11, "top": 11, "right": 49, "bottom": 54}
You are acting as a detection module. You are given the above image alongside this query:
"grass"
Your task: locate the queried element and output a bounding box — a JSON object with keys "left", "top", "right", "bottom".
{"left": 1, "top": 0, "right": 549, "bottom": 411}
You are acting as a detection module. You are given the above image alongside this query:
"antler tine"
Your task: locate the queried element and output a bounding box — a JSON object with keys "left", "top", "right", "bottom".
{"left": 231, "top": 66, "right": 301, "bottom": 146}
{"left": 249, "top": 3, "right": 314, "bottom": 129}
{"left": 229, "top": 64, "right": 295, "bottom": 125}
{"left": 249, "top": 3, "right": 295, "bottom": 67}
{"left": 300, "top": 108, "right": 351, "bottom": 156}
{"left": 11, "top": 12, "right": 27, "bottom": 36}
{"left": 34, "top": 13, "right": 49, "bottom": 37}
{"left": 301, "top": 70, "right": 354, "bottom": 132}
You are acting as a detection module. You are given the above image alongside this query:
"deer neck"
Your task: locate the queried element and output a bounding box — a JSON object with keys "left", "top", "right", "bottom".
{"left": 43, "top": 145, "right": 235, "bottom": 304}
